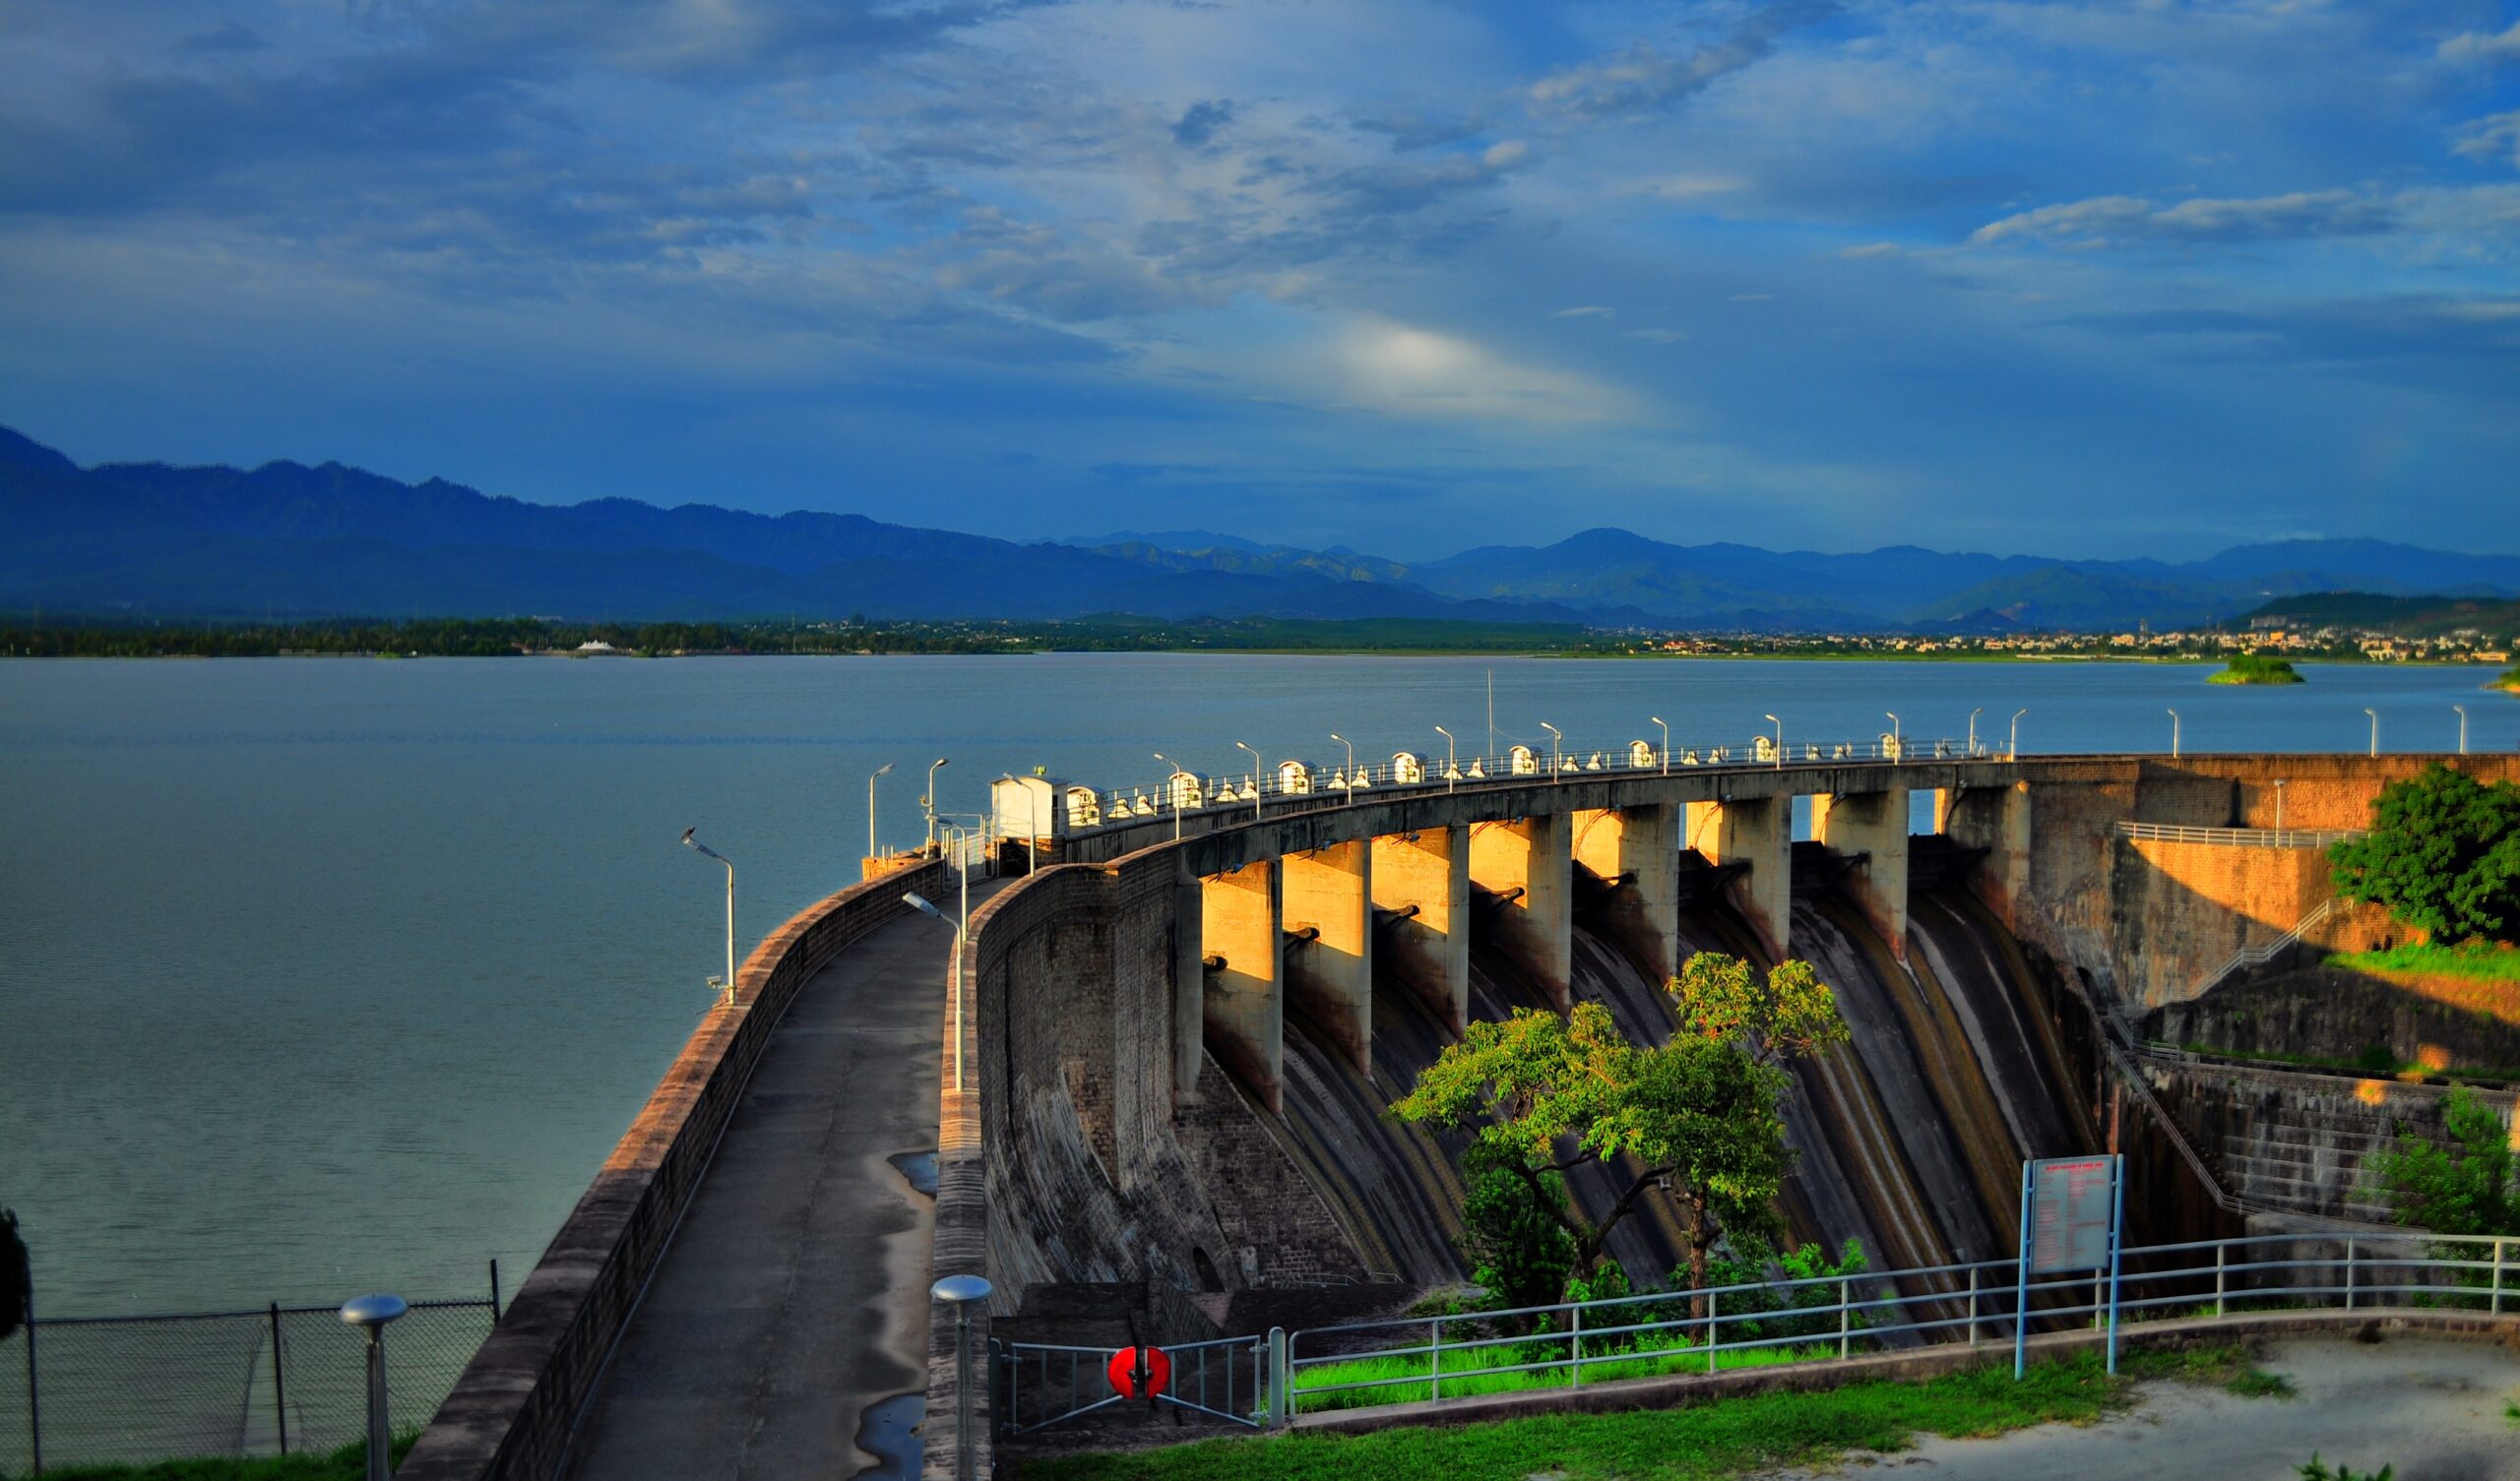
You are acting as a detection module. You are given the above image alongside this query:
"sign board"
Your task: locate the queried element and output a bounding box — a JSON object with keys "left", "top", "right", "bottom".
{"left": 1105, "top": 1345, "right": 1171, "bottom": 1400}
{"left": 2027, "top": 1156, "right": 2117, "bottom": 1273}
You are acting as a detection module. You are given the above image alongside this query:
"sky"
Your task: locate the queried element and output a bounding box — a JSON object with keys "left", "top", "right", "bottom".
{"left": 0, "top": 0, "right": 2516, "bottom": 561}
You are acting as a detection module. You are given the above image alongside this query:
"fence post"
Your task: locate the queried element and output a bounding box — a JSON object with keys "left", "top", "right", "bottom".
{"left": 2216, "top": 1244, "right": 2227, "bottom": 1320}
{"left": 2495, "top": 1239, "right": 2506, "bottom": 1317}
{"left": 1838, "top": 1279, "right": 1851, "bottom": 1359}
{"left": 488, "top": 1260, "right": 501, "bottom": 1324}
{"left": 23, "top": 1283, "right": 37, "bottom": 1477}
{"left": 1429, "top": 1317, "right": 1441, "bottom": 1402}
{"left": 1570, "top": 1303, "right": 1582, "bottom": 1388}
{"left": 1967, "top": 1267, "right": 1981, "bottom": 1347}
{"left": 2345, "top": 1238, "right": 2357, "bottom": 1312}
{"left": 1268, "top": 1328, "right": 1289, "bottom": 1429}
{"left": 1707, "top": 1290, "right": 1719, "bottom": 1375}
{"left": 269, "top": 1302, "right": 288, "bottom": 1456}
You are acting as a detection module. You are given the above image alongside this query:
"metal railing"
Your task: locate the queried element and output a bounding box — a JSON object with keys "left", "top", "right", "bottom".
{"left": 993, "top": 1331, "right": 1273, "bottom": 1437}
{"left": 1074, "top": 734, "right": 1987, "bottom": 833}
{"left": 2113, "top": 823, "right": 2364, "bottom": 849}
{"left": 2187, "top": 897, "right": 2340, "bottom": 999}
{"left": 3, "top": 1279, "right": 498, "bottom": 1474}
{"left": 1274, "top": 1231, "right": 2513, "bottom": 1419}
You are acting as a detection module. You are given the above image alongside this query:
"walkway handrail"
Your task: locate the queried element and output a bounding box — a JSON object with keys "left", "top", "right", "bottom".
{"left": 2113, "top": 822, "right": 2363, "bottom": 849}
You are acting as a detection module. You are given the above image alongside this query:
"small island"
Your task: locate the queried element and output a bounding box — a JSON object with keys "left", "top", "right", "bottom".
{"left": 2208, "top": 651, "right": 2304, "bottom": 685}
{"left": 2498, "top": 664, "right": 2520, "bottom": 695}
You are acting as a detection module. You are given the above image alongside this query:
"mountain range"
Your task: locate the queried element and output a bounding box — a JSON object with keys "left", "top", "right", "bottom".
{"left": 7, "top": 424, "right": 2518, "bottom": 632}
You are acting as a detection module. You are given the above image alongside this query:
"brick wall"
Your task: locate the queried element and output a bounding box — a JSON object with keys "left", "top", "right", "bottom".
{"left": 399, "top": 860, "right": 946, "bottom": 1481}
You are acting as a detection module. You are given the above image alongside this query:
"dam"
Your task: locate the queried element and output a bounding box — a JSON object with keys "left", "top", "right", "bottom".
{"left": 394, "top": 744, "right": 2520, "bottom": 1480}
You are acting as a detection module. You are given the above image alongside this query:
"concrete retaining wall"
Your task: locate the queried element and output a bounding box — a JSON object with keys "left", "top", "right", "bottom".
{"left": 399, "top": 860, "right": 947, "bottom": 1481}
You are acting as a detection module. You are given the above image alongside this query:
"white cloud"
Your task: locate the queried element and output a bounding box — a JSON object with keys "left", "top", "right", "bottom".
{"left": 1837, "top": 241, "right": 1903, "bottom": 258}
{"left": 1627, "top": 173, "right": 1750, "bottom": 201}
{"left": 1554, "top": 305, "right": 1613, "bottom": 318}
{"left": 2439, "top": 20, "right": 2520, "bottom": 63}
{"left": 1330, "top": 318, "right": 1630, "bottom": 423}
{"left": 2453, "top": 111, "right": 2520, "bottom": 172}
{"left": 1971, "top": 190, "right": 2392, "bottom": 246}
{"left": 1623, "top": 328, "right": 1683, "bottom": 343}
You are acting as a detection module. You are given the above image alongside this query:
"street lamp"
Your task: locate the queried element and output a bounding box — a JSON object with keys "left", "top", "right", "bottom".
{"left": 1234, "top": 741, "right": 1264, "bottom": 820}
{"left": 2364, "top": 708, "right": 2379, "bottom": 759}
{"left": 931, "top": 1274, "right": 995, "bottom": 1481}
{"left": 2273, "top": 778, "right": 2288, "bottom": 831}
{"left": 2010, "top": 709, "right": 2027, "bottom": 761}
{"left": 866, "top": 762, "right": 895, "bottom": 860}
{"left": 339, "top": 1294, "right": 408, "bottom": 1481}
{"left": 1331, "top": 732, "right": 1355, "bottom": 799}
{"left": 1435, "top": 725, "right": 1457, "bottom": 791}
{"left": 2167, "top": 708, "right": 2180, "bottom": 760}
{"left": 924, "top": 757, "right": 951, "bottom": 848}
{"left": 1154, "top": 752, "right": 1190, "bottom": 840}
{"left": 1969, "top": 708, "right": 1984, "bottom": 756}
{"left": 1540, "top": 721, "right": 1562, "bottom": 781}
{"left": 905, "top": 891, "right": 967, "bottom": 1092}
{"left": 681, "top": 829, "right": 735, "bottom": 1006}
{"left": 1650, "top": 715, "right": 1670, "bottom": 775}
{"left": 1884, "top": 711, "right": 1900, "bottom": 759}
{"left": 1763, "top": 713, "right": 1783, "bottom": 770}
{"left": 2455, "top": 705, "right": 2469, "bottom": 756}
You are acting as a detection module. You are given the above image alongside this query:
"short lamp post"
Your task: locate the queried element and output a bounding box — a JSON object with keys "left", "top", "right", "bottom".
{"left": 924, "top": 758, "right": 951, "bottom": 849}
{"left": 905, "top": 892, "right": 967, "bottom": 1092}
{"left": 2365, "top": 708, "right": 2379, "bottom": 759}
{"left": 2455, "top": 705, "right": 2469, "bottom": 756}
{"left": 1540, "top": 721, "right": 1563, "bottom": 781}
{"left": 1650, "top": 715, "right": 1670, "bottom": 775}
{"left": 1331, "top": 732, "right": 1355, "bottom": 799}
{"left": 2168, "top": 709, "right": 2180, "bottom": 760}
{"left": 866, "top": 762, "right": 895, "bottom": 859}
{"left": 1764, "top": 712, "right": 1783, "bottom": 770}
{"left": 1435, "top": 725, "right": 1457, "bottom": 791}
{"left": 681, "top": 829, "right": 735, "bottom": 1006}
{"left": 339, "top": 1294, "right": 407, "bottom": 1481}
{"left": 1884, "top": 711, "right": 1901, "bottom": 759}
{"left": 932, "top": 1274, "right": 995, "bottom": 1481}
{"left": 2273, "top": 778, "right": 2288, "bottom": 831}
{"left": 2010, "top": 708, "right": 2027, "bottom": 761}
{"left": 1969, "top": 708, "right": 1983, "bottom": 756}
{"left": 1154, "top": 752, "right": 1190, "bottom": 840}
{"left": 1234, "top": 741, "right": 1264, "bottom": 819}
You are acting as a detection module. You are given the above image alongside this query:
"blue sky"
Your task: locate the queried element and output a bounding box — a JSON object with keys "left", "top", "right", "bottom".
{"left": 1, "top": 0, "right": 2515, "bottom": 559}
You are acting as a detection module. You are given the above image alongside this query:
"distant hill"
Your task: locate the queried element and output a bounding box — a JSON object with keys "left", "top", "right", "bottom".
{"left": 6, "top": 422, "right": 2518, "bottom": 629}
{"left": 2238, "top": 591, "right": 2520, "bottom": 641}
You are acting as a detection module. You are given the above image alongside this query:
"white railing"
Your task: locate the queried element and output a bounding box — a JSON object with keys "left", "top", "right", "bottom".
{"left": 2189, "top": 897, "right": 2340, "bottom": 998}
{"left": 1071, "top": 734, "right": 1992, "bottom": 833}
{"left": 2113, "top": 823, "right": 2363, "bottom": 849}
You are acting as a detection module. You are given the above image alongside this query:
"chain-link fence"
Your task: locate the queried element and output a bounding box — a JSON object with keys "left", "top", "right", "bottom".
{"left": 2, "top": 1284, "right": 496, "bottom": 1475}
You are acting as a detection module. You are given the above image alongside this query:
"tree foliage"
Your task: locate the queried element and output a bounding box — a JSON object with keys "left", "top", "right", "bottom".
{"left": 2367, "top": 1086, "right": 2518, "bottom": 1237}
{"left": 2329, "top": 764, "right": 2520, "bottom": 944}
{"left": 1394, "top": 952, "right": 1848, "bottom": 1305}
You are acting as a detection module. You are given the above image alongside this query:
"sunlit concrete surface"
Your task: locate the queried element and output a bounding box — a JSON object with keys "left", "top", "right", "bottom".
{"left": 1757, "top": 1335, "right": 2520, "bottom": 1481}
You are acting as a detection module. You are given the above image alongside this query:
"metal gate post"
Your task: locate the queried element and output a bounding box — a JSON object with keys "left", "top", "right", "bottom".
{"left": 1706, "top": 1290, "right": 1719, "bottom": 1375}
{"left": 1570, "top": 1304, "right": 1582, "bottom": 1388}
{"left": 2215, "top": 1244, "right": 2227, "bottom": 1320}
{"left": 23, "top": 1284, "right": 37, "bottom": 1477}
{"left": 1428, "top": 1317, "right": 1442, "bottom": 1401}
{"left": 1268, "top": 1328, "right": 1288, "bottom": 1428}
{"left": 1968, "top": 1267, "right": 1980, "bottom": 1348}
{"left": 2345, "top": 1238, "right": 2357, "bottom": 1312}
{"left": 2495, "top": 1240, "right": 2506, "bottom": 1316}
{"left": 269, "top": 1302, "right": 288, "bottom": 1455}
{"left": 1838, "top": 1279, "right": 1851, "bottom": 1359}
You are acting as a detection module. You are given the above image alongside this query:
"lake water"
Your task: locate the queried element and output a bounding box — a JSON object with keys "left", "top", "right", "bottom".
{"left": 1, "top": 654, "right": 2508, "bottom": 1314}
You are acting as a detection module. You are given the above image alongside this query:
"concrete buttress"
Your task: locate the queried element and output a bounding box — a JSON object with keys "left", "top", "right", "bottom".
{"left": 1571, "top": 805, "right": 1681, "bottom": 980}
{"left": 1813, "top": 787, "right": 1911, "bottom": 960}
{"left": 1467, "top": 812, "right": 1574, "bottom": 1008}
{"left": 1282, "top": 839, "right": 1373, "bottom": 1074}
{"left": 1370, "top": 826, "right": 1471, "bottom": 1035}
{"left": 1704, "top": 796, "right": 1792, "bottom": 961}
{"left": 1200, "top": 855, "right": 1284, "bottom": 1110}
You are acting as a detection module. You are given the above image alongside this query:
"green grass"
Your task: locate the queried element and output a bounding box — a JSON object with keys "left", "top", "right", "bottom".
{"left": 1291, "top": 1327, "right": 1838, "bottom": 1413}
{"left": 7, "top": 1435, "right": 414, "bottom": 1481}
{"left": 1021, "top": 1346, "right": 2282, "bottom": 1481}
{"left": 2326, "top": 941, "right": 2520, "bottom": 985}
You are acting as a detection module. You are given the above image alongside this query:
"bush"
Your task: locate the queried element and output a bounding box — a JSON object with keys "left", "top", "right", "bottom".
{"left": 2329, "top": 764, "right": 2520, "bottom": 944}
{"left": 1704, "top": 1239, "right": 1874, "bottom": 1347}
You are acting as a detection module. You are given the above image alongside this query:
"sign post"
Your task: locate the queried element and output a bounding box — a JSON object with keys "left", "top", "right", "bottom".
{"left": 2015, "top": 1155, "right": 2123, "bottom": 1380}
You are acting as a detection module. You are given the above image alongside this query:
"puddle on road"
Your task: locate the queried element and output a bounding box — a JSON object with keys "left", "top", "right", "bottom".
{"left": 854, "top": 1391, "right": 925, "bottom": 1481}
{"left": 889, "top": 1149, "right": 938, "bottom": 1198}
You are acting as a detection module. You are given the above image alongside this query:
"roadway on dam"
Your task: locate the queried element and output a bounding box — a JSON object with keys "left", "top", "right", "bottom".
{"left": 562, "top": 877, "right": 1004, "bottom": 1481}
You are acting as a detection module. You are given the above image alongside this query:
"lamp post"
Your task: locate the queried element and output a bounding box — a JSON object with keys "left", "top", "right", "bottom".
{"left": 1435, "top": 725, "right": 1457, "bottom": 791}
{"left": 1650, "top": 715, "right": 1670, "bottom": 775}
{"left": 1764, "top": 713, "right": 1783, "bottom": 770}
{"left": 1154, "top": 752, "right": 1190, "bottom": 840}
{"left": 1540, "top": 721, "right": 1562, "bottom": 781}
{"left": 681, "top": 829, "right": 735, "bottom": 1006}
{"left": 1884, "top": 711, "right": 1900, "bottom": 759}
{"left": 1331, "top": 732, "right": 1355, "bottom": 799}
{"left": 905, "top": 891, "right": 967, "bottom": 1092}
{"left": 2010, "top": 709, "right": 2027, "bottom": 761}
{"left": 2365, "top": 708, "right": 2379, "bottom": 759}
{"left": 2168, "top": 708, "right": 2180, "bottom": 760}
{"left": 1969, "top": 708, "right": 1983, "bottom": 756}
{"left": 2455, "top": 705, "right": 2469, "bottom": 756}
{"left": 339, "top": 1294, "right": 408, "bottom": 1481}
{"left": 2273, "top": 778, "right": 2288, "bottom": 831}
{"left": 866, "top": 762, "right": 895, "bottom": 860}
{"left": 924, "top": 757, "right": 950, "bottom": 849}
{"left": 1234, "top": 741, "right": 1264, "bottom": 820}
{"left": 931, "top": 1274, "right": 995, "bottom": 1481}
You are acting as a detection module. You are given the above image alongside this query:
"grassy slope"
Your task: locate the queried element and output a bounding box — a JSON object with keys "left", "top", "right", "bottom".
{"left": 1023, "top": 1348, "right": 2286, "bottom": 1481}
{"left": 17, "top": 1436, "right": 415, "bottom": 1481}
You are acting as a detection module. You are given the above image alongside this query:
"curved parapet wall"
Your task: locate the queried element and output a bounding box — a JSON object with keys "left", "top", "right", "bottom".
{"left": 402, "top": 859, "right": 947, "bottom": 1481}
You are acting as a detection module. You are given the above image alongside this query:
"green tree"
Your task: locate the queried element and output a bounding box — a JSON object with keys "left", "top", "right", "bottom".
{"left": 2367, "top": 1086, "right": 2517, "bottom": 1236}
{"left": 1394, "top": 953, "right": 1848, "bottom": 1303}
{"left": 2329, "top": 764, "right": 2520, "bottom": 944}
{"left": 1457, "top": 1140, "right": 1576, "bottom": 1313}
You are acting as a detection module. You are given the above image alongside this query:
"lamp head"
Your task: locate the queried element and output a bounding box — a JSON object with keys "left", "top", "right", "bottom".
{"left": 874, "top": 763, "right": 895, "bottom": 777}
{"left": 902, "top": 892, "right": 944, "bottom": 921}
{"left": 340, "top": 1293, "right": 408, "bottom": 1328}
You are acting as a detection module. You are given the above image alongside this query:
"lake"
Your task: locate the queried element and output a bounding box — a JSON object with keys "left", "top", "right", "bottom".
{"left": 0, "top": 654, "right": 2507, "bottom": 1314}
